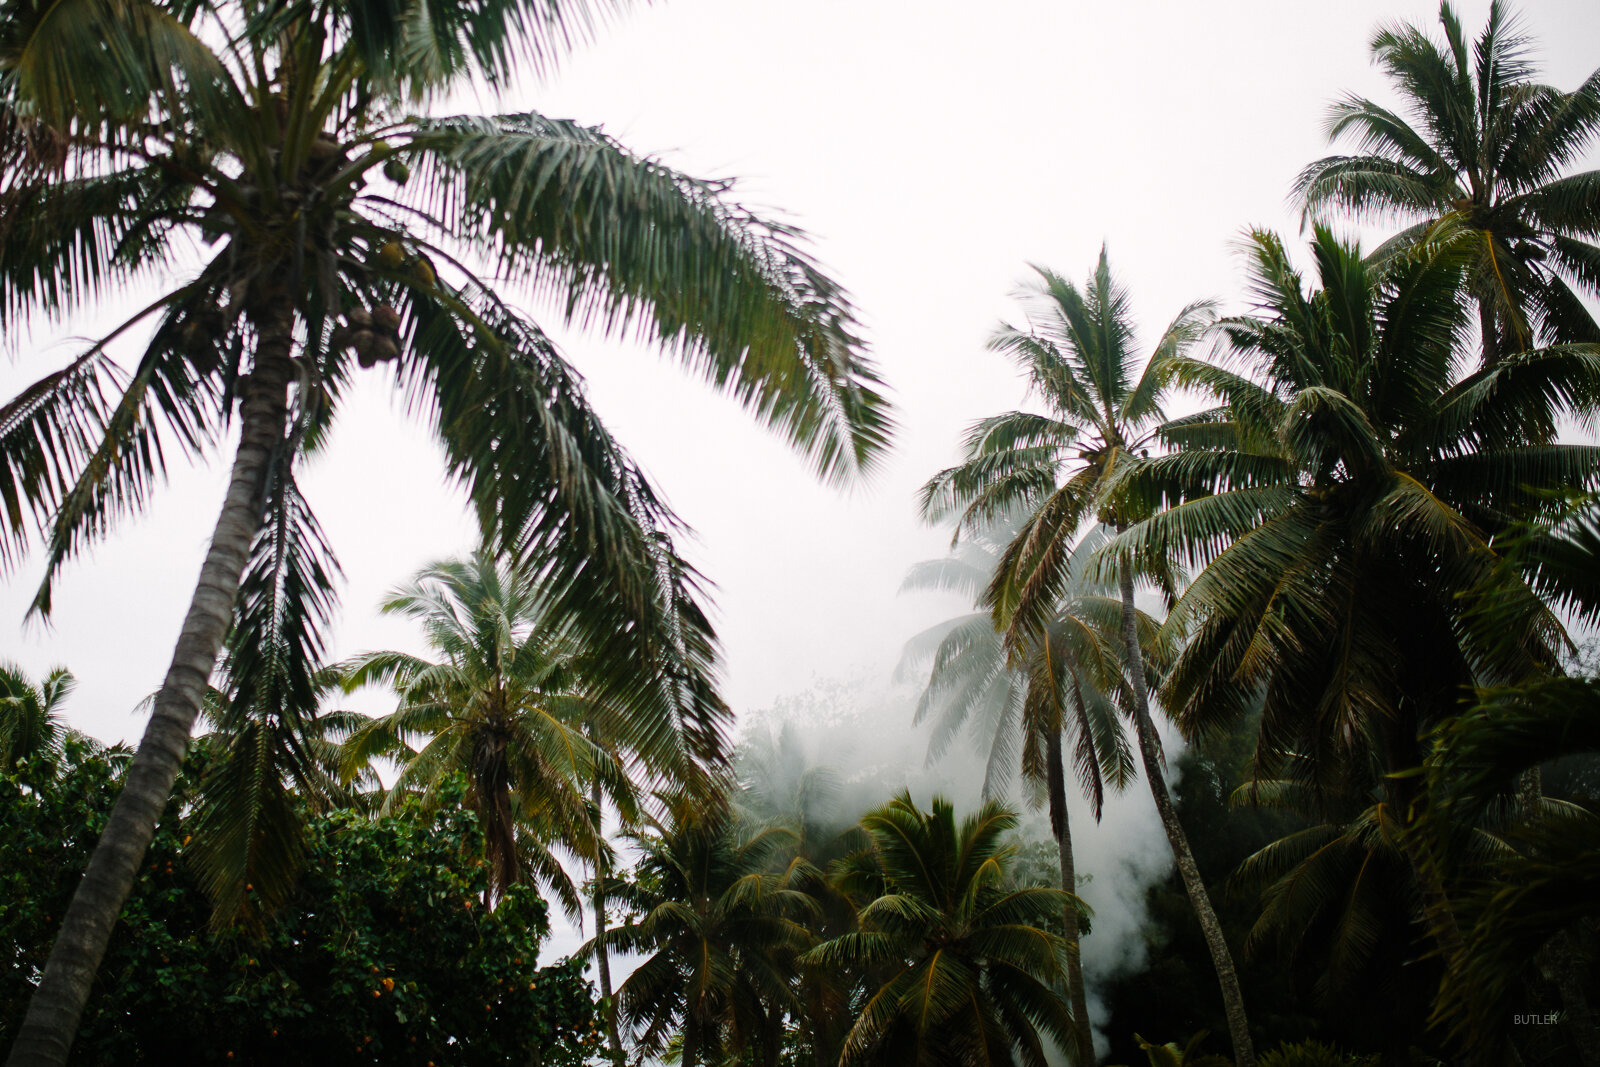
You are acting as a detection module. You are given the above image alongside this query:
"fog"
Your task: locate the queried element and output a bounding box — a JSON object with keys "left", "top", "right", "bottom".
{"left": 732, "top": 671, "right": 1180, "bottom": 1057}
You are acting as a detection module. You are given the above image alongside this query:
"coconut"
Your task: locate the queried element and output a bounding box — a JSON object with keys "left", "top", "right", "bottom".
{"left": 372, "top": 305, "right": 401, "bottom": 332}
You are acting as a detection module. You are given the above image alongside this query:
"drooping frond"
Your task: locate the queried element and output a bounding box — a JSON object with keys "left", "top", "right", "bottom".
{"left": 406, "top": 113, "right": 893, "bottom": 484}
{"left": 400, "top": 277, "right": 728, "bottom": 766}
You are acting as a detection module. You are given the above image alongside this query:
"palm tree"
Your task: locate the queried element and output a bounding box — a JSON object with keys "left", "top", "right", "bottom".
{"left": 1229, "top": 774, "right": 1444, "bottom": 1057}
{"left": 1114, "top": 226, "right": 1600, "bottom": 1033}
{"left": 0, "top": 0, "right": 892, "bottom": 1058}
{"left": 1426, "top": 679, "right": 1600, "bottom": 1065}
{"left": 918, "top": 249, "right": 1256, "bottom": 1065}
{"left": 1129, "top": 223, "right": 1597, "bottom": 783}
{"left": 897, "top": 521, "right": 1135, "bottom": 1066}
{"left": 603, "top": 794, "right": 817, "bottom": 1067}
{"left": 336, "top": 552, "right": 689, "bottom": 914}
{"left": 1296, "top": 0, "right": 1600, "bottom": 363}
{"left": 1421, "top": 493, "right": 1600, "bottom": 1062}
{"left": 0, "top": 664, "right": 74, "bottom": 770}
{"left": 805, "top": 791, "right": 1079, "bottom": 1067}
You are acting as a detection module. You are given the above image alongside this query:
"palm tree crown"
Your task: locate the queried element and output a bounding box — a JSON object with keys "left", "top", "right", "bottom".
{"left": 335, "top": 552, "right": 668, "bottom": 914}
{"left": 806, "top": 791, "right": 1078, "bottom": 1067}
{"left": 0, "top": 663, "right": 74, "bottom": 769}
{"left": 1296, "top": 0, "right": 1600, "bottom": 360}
{"left": 604, "top": 795, "right": 817, "bottom": 1067}
{"left": 920, "top": 248, "right": 1210, "bottom": 642}
{"left": 1121, "top": 225, "right": 1600, "bottom": 785}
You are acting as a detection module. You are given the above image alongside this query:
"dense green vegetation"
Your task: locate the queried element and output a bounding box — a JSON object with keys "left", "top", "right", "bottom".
{"left": 2, "top": 0, "right": 1599, "bottom": 1065}
{"left": 2, "top": 736, "right": 600, "bottom": 1065}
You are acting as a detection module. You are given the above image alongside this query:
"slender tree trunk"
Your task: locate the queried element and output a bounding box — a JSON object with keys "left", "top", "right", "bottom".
{"left": 589, "top": 771, "right": 625, "bottom": 1066}
{"left": 682, "top": 1015, "right": 700, "bottom": 1067}
{"left": 1116, "top": 565, "right": 1256, "bottom": 1067}
{"left": 6, "top": 294, "right": 298, "bottom": 1067}
{"left": 1479, "top": 299, "right": 1501, "bottom": 366}
{"left": 1045, "top": 723, "right": 1096, "bottom": 1067}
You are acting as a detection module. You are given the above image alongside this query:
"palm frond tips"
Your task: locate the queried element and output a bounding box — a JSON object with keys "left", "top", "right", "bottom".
{"left": 408, "top": 113, "right": 894, "bottom": 483}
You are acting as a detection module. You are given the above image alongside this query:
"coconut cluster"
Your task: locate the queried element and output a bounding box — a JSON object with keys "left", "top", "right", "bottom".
{"left": 331, "top": 305, "right": 402, "bottom": 367}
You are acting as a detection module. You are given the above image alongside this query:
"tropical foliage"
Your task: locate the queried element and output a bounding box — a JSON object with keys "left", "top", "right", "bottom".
{"left": 0, "top": 0, "right": 889, "bottom": 1049}
{"left": 0, "top": 663, "right": 75, "bottom": 769}
{"left": 5, "top": 1, "right": 1600, "bottom": 1066}
{"left": 808, "top": 792, "right": 1079, "bottom": 1067}
{"left": 1, "top": 742, "right": 600, "bottom": 1066}
{"left": 603, "top": 794, "right": 816, "bottom": 1067}
{"left": 1297, "top": 0, "right": 1600, "bottom": 360}
{"left": 897, "top": 521, "right": 1133, "bottom": 1064}
{"left": 335, "top": 553, "right": 635, "bottom": 914}
{"left": 919, "top": 249, "right": 1256, "bottom": 1067}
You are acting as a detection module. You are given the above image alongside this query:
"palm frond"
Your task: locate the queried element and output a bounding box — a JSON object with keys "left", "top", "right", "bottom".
{"left": 407, "top": 113, "right": 893, "bottom": 484}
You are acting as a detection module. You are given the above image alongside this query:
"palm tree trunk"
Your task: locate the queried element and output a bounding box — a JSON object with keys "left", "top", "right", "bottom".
{"left": 1045, "top": 722, "right": 1096, "bottom": 1067}
{"left": 1479, "top": 299, "right": 1501, "bottom": 366}
{"left": 682, "top": 1015, "right": 700, "bottom": 1067}
{"left": 589, "top": 773, "right": 625, "bottom": 1067}
{"left": 5, "top": 293, "right": 298, "bottom": 1067}
{"left": 1116, "top": 566, "right": 1256, "bottom": 1067}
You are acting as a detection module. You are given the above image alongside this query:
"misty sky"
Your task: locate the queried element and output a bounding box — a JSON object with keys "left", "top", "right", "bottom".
{"left": 5, "top": 0, "right": 1599, "bottom": 750}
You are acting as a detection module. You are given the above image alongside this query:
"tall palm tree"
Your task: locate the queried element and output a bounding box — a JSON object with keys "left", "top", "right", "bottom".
{"left": 334, "top": 552, "right": 671, "bottom": 914}
{"left": 805, "top": 791, "right": 1079, "bottom": 1067}
{"left": 603, "top": 794, "right": 817, "bottom": 1067}
{"left": 918, "top": 250, "right": 1256, "bottom": 1065}
{"left": 337, "top": 556, "right": 648, "bottom": 1063}
{"left": 1296, "top": 0, "right": 1600, "bottom": 363}
{"left": 0, "top": 0, "right": 892, "bottom": 1059}
{"left": 1128, "top": 223, "right": 1596, "bottom": 785}
{"left": 1114, "top": 226, "right": 1600, "bottom": 1049}
{"left": 897, "top": 522, "right": 1135, "bottom": 1066}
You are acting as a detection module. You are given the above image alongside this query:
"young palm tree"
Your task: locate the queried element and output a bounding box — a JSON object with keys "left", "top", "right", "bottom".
{"left": 917, "top": 250, "right": 1256, "bottom": 1065}
{"left": 333, "top": 552, "right": 650, "bottom": 914}
{"left": 805, "top": 791, "right": 1079, "bottom": 1067}
{"left": 1113, "top": 226, "right": 1600, "bottom": 1043}
{"left": 897, "top": 522, "right": 1135, "bottom": 1066}
{"left": 602, "top": 794, "right": 817, "bottom": 1067}
{"left": 1297, "top": 0, "right": 1600, "bottom": 362}
{"left": 0, "top": 1, "right": 891, "bottom": 1060}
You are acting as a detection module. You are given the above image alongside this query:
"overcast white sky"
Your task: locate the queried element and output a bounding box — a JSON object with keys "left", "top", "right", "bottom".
{"left": 4, "top": 0, "right": 1599, "bottom": 749}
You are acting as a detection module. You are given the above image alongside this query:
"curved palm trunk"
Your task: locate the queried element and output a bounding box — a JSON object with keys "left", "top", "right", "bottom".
{"left": 1116, "top": 566, "right": 1256, "bottom": 1067}
{"left": 6, "top": 295, "right": 298, "bottom": 1067}
{"left": 1045, "top": 722, "right": 1095, "bottom": 1066}
{"left": 589, "top": 773, "right": 625, "bottom": 1066}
